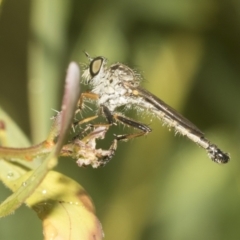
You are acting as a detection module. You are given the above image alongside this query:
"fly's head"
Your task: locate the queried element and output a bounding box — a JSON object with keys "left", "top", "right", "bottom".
{"left": 82, "top": 52, "right": 108, "bottom": 87}
{"left": 82, "top": 52, "right": 141, "bottom": 89}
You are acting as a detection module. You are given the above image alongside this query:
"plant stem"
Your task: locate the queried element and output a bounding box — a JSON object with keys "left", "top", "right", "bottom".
{"left": 0, "top": 140, "right": 54, "bottom": 162}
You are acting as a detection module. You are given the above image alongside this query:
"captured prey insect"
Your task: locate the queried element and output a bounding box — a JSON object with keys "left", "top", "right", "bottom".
{"left": 77, "top": 52, "right": 230, "bottom": 164}
{"left": 61, "top": 124, "right": 117, "bottom": 168}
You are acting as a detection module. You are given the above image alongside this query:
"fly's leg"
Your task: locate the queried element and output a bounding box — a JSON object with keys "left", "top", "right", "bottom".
{"left": 74, "top": 92, "right": 100, "bottom": 128}
{"left": 73, "top": 115, "right": 99, "bottom": 129}
{"left": 101, "top": 105, "right": 152, "bottom": 141}
{"left": 73, "top": 114, "right": 112, "bottom": 138}
{"left": 113, "top": 115, "right": 152, "bottom": 141}
{"left": 76, "top": 92, "right": 99, "bottom": 113}
{"left": 101, "top": 104, "right": 115, "bottom": 124}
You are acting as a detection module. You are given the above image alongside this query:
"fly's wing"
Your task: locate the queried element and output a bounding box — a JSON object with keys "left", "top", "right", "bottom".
{"left": 127, "top": 84, "right": 204, "bottom": 136}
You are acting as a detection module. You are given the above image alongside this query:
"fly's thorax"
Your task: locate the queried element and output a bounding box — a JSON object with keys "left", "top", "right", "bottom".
{"left": 110, "top": 63, "right": 136, "bottom": 82}
{"left": 94, "top": 82, "right": 132, "bottom": 111}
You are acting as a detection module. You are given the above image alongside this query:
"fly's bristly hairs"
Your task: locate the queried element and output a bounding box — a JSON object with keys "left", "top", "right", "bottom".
{"left": 78, "top": 52, "right": 230, "bottom": 165}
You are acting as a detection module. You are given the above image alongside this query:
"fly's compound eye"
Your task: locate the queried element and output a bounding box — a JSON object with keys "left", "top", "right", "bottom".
{"left": 89, "top": 57, "right": 104, "bottom": 77}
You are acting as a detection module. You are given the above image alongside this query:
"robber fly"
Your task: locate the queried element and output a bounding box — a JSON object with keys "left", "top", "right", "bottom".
{"left": 77, "top": 52, "right": 230, "bottom": 164}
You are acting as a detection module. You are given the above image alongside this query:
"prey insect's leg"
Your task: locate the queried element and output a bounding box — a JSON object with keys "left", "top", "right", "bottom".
{"left": 101, "top": 105, "right": 152, "bottom": 141}
{"left": 96, "top": 139, "right": 117, "bottom": 167}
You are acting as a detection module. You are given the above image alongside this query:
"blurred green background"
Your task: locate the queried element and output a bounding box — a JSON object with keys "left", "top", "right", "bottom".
{"left": 0, "top": 0, "right": 239, "bottom": 239}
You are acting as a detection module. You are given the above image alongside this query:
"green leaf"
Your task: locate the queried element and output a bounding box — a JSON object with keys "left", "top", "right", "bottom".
{"left": 0, "top": 62, "right": 81, "bottom": 217}
{"left": 27, "top": 171, "right": 103, "bottom": 240}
